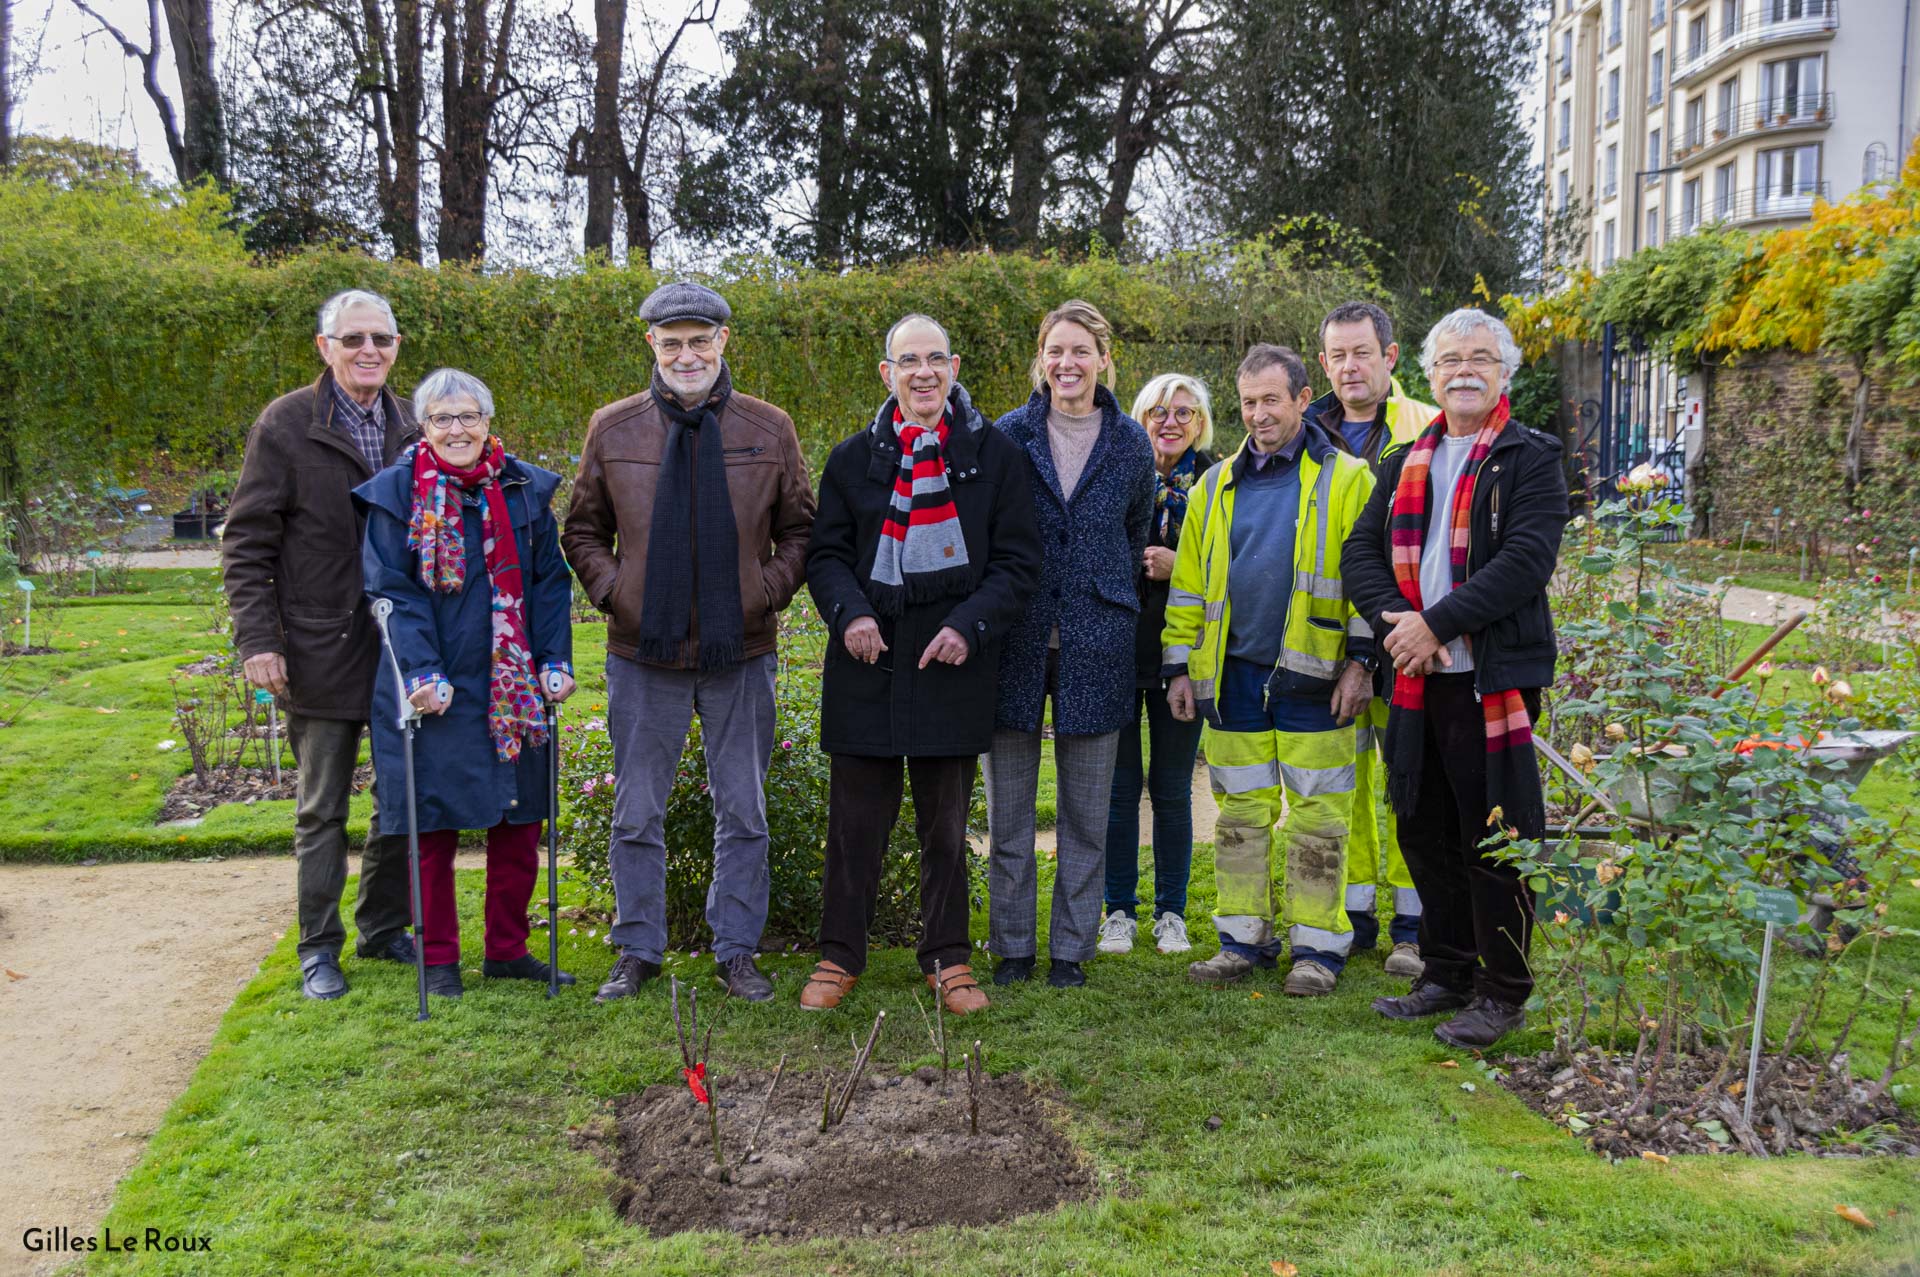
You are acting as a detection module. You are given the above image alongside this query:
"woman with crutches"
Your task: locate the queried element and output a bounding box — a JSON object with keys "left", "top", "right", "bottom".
{"left": 355, "top": 368, "right": 576, "bottom": 1000}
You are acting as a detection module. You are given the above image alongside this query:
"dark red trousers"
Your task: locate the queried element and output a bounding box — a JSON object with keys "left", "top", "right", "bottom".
{"left": 415, "top": 819, "right": 543, "bottom": 966}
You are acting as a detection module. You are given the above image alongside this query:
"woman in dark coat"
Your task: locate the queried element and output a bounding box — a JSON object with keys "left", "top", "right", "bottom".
{"left": 800, "top": 315, "right": 1042, "bottom": 1015}
{"left": 985, "top": 300, "right": 1155, "bottom": 990}
{"left": 355, "top": 368, "right": 575, "bottom": 999}
{"left": 1098, "top": 373, "right": 1215, "bottom": 960}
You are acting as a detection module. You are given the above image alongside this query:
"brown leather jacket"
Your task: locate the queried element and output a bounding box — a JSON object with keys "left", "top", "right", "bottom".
{"left": 563, "top": 383, "right": 816, "bottom": 667}
{"left": 221, "top": 371, "right": 420, "bottom": 719}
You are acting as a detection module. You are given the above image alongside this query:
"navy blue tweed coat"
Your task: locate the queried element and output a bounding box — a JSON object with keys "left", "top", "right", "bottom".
{"left": 991, "top": 384, "right": 1155, "bottom": 737}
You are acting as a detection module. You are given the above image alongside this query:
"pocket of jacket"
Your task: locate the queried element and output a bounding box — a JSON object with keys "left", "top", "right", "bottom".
{"left": 1307, "top": 616, "right": 1342, "bottom": 632}
{"left": 1093, "top": 573, "right": 1142, "bottom": 613}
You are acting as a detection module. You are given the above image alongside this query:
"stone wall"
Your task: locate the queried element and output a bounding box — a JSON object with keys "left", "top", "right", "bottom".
{"left": 1696, "top": 349, "right": 1920, "bottom": 547}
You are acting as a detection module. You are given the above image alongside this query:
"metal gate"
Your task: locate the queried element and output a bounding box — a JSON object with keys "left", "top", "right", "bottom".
{"left": 1584, "top": 322, "right": 1687, "bottom": 529}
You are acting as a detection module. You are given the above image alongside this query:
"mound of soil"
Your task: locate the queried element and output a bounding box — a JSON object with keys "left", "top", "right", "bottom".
{"left": 1500, "top": 1047, "right": 1920, "bottom": 1159}
{"left": 581, "top": 1066, "right": 1097, "bottom": 1240}
{"left": 155, "top": 762, "right": 372, "bottom": 822}
{"left": 2, "top": 644, "right": 56, "bottom": 657}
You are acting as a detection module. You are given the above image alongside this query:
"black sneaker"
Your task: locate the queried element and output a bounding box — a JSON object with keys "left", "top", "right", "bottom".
{"left": 482, "top": 954, "right": 576, "bottom": 985}
{"left": 1046, "top": 959, "right": 1086, "bottom": 989}
{"left": 424, "top": 963, "right": 464, "bottom": 999}
{"left": 357, "top": 932, "right": 417, "bottom": 964}
{"left": 299, "top": 953, "right": 347, "bottom": 1000}
{"left": 595, "top": 952, "right": 661, "bottom": 1003}
{"left": 1434, "top": 996, "right": 1526, "bottom": 1049}
{"left": 992, "top": 955, "right": 1035, "bottom": 986}
{"left": 717, "top": 954, "right": 775, "bottom": 1002}
{"left": 1371, "top": 978, "right": 1471, "bottom": 1021}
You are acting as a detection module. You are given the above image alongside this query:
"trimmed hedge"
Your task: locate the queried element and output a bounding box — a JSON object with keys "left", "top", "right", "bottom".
{"left": 0, "top": 177, "right": 1384, "bottom": 487}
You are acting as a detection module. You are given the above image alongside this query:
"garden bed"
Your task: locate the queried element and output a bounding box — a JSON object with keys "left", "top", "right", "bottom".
{"left": 153, "top": 762, "right": 371, "bottom": 822}
{"left": 584, "top": 1066, "right": 1096, "bottom": 1241}
{"left": 1500, "top": 1047, "right": 1920, "bottom": 1160}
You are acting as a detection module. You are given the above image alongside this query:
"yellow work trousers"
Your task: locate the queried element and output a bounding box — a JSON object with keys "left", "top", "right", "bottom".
{"left": 1347, "top": 696, "right": 1421, "bottom": 926}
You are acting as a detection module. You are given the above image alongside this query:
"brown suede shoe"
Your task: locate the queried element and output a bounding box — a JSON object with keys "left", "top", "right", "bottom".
{"left": 799, "top": 960, "right": 856, "bottom": 1011}
{"left": 929, "top": 962, "right": 989, "bottom": 1015}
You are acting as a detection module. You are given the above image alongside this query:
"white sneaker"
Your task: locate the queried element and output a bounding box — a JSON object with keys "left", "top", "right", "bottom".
{"left": 1151, "top": 911, "right": 1192, "bottom": 954}
{"left": 1096, "top": 910, "right": 1137, "bottom": 954}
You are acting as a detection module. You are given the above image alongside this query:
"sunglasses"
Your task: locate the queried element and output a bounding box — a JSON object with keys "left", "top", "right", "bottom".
{"left": 325, "top": 332, "right": 399, "bottom": 350}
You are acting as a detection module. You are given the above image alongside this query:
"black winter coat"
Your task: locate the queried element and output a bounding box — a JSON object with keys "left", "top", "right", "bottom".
{"left": 806, "top": 386, "right": 1044, "bottom": 758}
{"left": 1133, "top": 448, "right": 1214, "bottom": 686}
{"left": 1341, "top": 417, "right": 1569, "bottom": 694}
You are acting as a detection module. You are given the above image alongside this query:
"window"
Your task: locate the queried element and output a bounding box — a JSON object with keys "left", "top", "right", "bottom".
{"left": 1768, "top": 0, "right": 1829, "bottom": 22}
{"left": 1682, "top": 177, "right": 1702, "bottom": 231}
{"left": 1761, "top": 54, "right": 1824, "bottom": 118}
{"left": 1606, "top": 143, "right": 1620, "bottom": 197}
{"left": 1652, "top": 0, "right": 1667, "bottom": 24}
{"left": 1715, "top": 76, "right": 1740, "bottom": 136}
{"left": 1646, "top": 206, "right": 1661, "bottom": 248}
{"left": 1604, "top": 219, "right": 1618, "bottom": 266}
{"left": 1650, "top": 49, "right": 1665, "bottom": 103}
{"left": 1684, "top": 94, "right": 1706, "bottom": 149}
{"left": 1649, "top": 127, "right": 1664, "bottom": 170}
{"left": 1610, "top": 0, "right": 1623, "bottom": 45}
{"left": 1713, "top": 160, "right": 1737, "bottom": 218}
{"left": 1758, "top": 143, "right": 1821, "bottom": 205}
{"left": 1608, "top": 69, "right": 1622, "bottom": 122}
{"left": 1559, "top": 99, "right": 1572, "bottom": 151}
{"left": 1720, "top": 0, "right": 1740, "bottom": 37}
{"left": 1557, "top": 169, "right": 1570, "bottom": 211}
{"left": 1560, "top": 30, "right": 1573, "bottom": 78}
{"left": 1688, "top": 14, "right": 1708, "bottom": 59}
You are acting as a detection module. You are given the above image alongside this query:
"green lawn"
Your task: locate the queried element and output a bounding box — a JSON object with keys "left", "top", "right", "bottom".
{"left": 13, "top": 572, "right": 1920, "bottom": 1274}
{"left": 79, "top": 847, "right": 1920, "bottom": 1276}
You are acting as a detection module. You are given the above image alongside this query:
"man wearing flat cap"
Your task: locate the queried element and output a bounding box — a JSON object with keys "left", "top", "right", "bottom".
{"left": 564, "top": 282, "right": 817, "bottom": 1004}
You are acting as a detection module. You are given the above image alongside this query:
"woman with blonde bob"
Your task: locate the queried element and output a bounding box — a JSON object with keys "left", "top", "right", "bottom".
{"left": 984, "top": 300, "right": 1156, "bottom": 989}
{"left": 1096, "top": 373, "right": 1217, "bottom": 958}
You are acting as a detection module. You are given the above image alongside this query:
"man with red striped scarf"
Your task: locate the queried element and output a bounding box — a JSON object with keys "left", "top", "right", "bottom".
{"left": 1341, "top": 309, "right": 1569, "bottom": 1049}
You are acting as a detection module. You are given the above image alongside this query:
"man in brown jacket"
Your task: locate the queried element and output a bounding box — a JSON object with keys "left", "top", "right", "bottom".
{"left": 222, "top": 289, "right": 421, "bottom": 1001}
{"left": 564, "top": 282, "right": 816, "bottom": 1005}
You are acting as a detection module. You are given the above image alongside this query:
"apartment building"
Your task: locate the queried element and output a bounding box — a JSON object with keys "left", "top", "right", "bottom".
{"left": 1543, "top": 0, "right": 1920, "bottom": 272}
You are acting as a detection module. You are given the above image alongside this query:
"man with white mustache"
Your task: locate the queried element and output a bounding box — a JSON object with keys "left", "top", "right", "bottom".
{"left": 1342, "top": 309, "right": 1569, "bottom": 1050}
{"left": 1303, "top": 301, "right": 1440, "bottom": 982}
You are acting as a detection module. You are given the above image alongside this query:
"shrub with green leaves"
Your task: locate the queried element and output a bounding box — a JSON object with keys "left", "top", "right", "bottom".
{"left": 558, "top": 612, "right": 985, "bottom": 953}
{"left": 1506, "top": 494, "right": 1920, "bottom": 1112}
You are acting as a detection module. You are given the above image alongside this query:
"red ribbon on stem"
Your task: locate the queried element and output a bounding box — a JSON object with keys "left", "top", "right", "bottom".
{"left": 683, "top": 1061, "right": 709, "bottom": 1106}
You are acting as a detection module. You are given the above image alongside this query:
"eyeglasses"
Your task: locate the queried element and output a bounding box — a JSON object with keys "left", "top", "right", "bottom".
{"left": 325, "top": 332, "right": 398, "bottom": 349}
{"left": 424, "top": 411, "right": 487, "bottom": 430}
{"left": 887, "top": 353, "right": 952, "bottom": 373}
{"left": 655, "top": 335, "right": 717, "bottom": 356}
{"left": 1432, "top": 354, "right": 1504, "bottom": 373}
{"left": 1144, "top": 405, "right": 1197, "bottom": 426}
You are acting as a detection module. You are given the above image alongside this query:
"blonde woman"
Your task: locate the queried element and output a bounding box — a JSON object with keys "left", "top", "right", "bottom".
{"left": 1096, "top": 374, "right": 1216, "bottom": 958}
{"left": 983, "top": 300, "right": 1156, "bottom": 989}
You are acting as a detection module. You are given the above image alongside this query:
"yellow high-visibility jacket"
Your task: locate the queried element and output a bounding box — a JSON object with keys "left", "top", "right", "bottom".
{"left": 1159, "top": 421, "right": 1377, "bottom": 726}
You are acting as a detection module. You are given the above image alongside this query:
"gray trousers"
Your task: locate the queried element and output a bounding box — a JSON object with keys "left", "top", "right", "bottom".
{"left": 984, "top": 726, "right": 1120, "bottom": 963}
{"left": 288, "top": 714, "right": 412, "bottom": 960}
{"left": 605, "top": 652, "right": 777, "bottom": 964}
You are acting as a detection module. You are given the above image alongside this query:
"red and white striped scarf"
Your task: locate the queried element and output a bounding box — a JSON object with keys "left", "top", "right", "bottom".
{"left": 867, "top": 406, "right": 974, "bottom": 615}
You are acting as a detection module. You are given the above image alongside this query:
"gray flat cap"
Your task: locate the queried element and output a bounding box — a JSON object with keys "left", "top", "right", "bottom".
{"left": 639, "top": 281, "right": 731, "bottom": 328}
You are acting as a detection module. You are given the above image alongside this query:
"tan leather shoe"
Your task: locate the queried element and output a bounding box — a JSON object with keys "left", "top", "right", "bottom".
{"left": 799, "top": 960, "right": 856, "bottom": 1011}
{"left": 929, "top": 962, "right": 989, "bottom": 1015}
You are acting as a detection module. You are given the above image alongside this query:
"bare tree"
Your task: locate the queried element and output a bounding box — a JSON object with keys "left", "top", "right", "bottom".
{"left": 1092, "top": 0, "right": 1216, "bottom": 250}
{"left": 1, "top": 0, "right": 13, "bottom": 170}
{"left": 72, "top": 0, "right": 229, "bottom": 185}
{"left": 431, "top": 0, "right": 515, "bottom": 261}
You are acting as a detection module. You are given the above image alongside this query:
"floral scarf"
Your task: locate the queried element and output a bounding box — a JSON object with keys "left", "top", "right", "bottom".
{"left": 1154, "top": 447, "right": 1200, "bottom": 543}
{"left": 407, "top": 438, "right": 547, "bottom": 762}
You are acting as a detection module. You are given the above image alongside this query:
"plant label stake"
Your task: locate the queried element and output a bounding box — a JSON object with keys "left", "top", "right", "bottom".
{"left": 15, "top": 579, "right": 33, "bottom": 649}
{"left": 87, "top": 549, "right": 104, "bottom": 596}
{"left": 1742, "top": 888, "right": 1797, "bottom": 1126}
{"left": 371, "top": 599, "right": 431, "bottom": 1023}
{"left": 254, "top": 689, "right": 280, "bottom": 785}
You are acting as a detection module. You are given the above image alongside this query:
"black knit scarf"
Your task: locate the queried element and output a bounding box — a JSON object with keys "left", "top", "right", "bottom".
{"left": 638, "top": 363, "right": 744, "bottom": 670}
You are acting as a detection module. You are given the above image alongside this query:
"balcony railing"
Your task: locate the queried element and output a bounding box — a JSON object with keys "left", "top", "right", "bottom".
{"left": 1652, "top": 0, "right": 1667, "bottom": 23}
{"left": 1669, "top": 92, "right": 1833, "bottom": 162}
{"left": 1650, "top": 82, "right": 1665, "bottom": 105}
{"left": 1603, "top": 180, "right": 1620, "bottom": 199}
{"left": 1607, "top": 100, "right": 1621, "bottom": 123}
{"left": 1559, "top": 132, "right": 1572, "bottom": 153}
{"left": 1670, "top": 180, "right": 1830, "bottom": 237}
{"left": 1673, "top": 2, "right": 1838, "bottom": 85}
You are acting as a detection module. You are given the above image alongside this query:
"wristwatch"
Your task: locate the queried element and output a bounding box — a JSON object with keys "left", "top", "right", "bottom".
{"left": 1349, "top": 651, "right": 1380, "bottom": 674}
